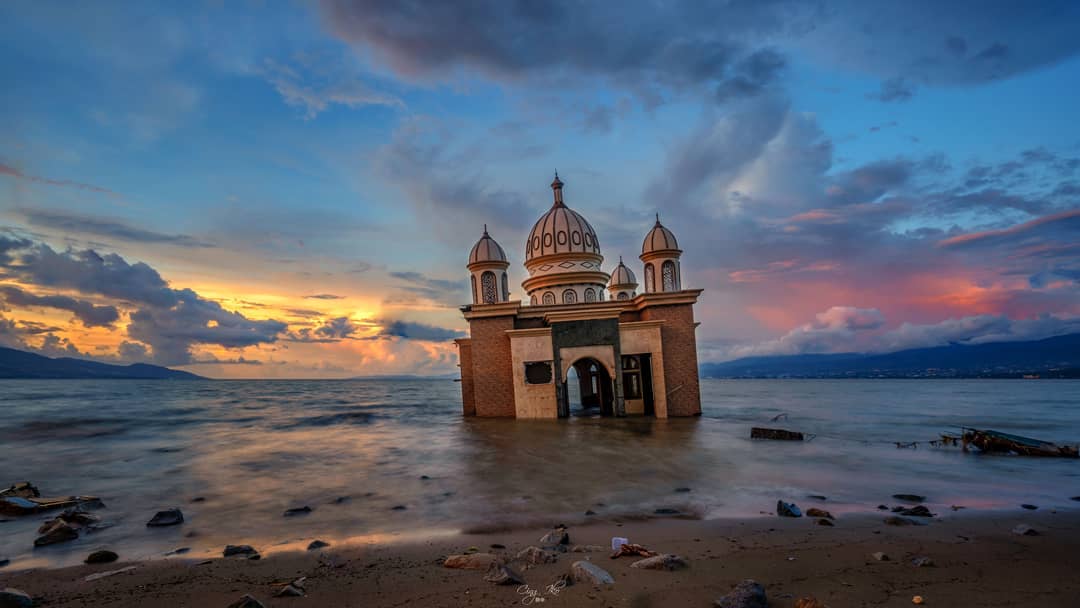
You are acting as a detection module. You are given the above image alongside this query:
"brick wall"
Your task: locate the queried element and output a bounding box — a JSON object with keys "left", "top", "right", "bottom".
{"left": 468, "top": 315, "right": 517, "bottom": 417}
{"left": 457, "top": 340, "right": 476, "bottom": 416}
{"left": 639, "top": 303, "right": 701, "bottom": 416}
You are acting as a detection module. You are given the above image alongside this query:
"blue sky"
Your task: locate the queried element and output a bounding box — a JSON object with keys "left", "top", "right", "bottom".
{"left": 1, "top": 1, "right": 1079, "bottom": 377}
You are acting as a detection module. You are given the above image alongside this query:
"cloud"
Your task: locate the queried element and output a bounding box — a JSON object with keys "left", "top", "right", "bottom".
{"left": 263, "top": 57, "right": 402, "bottom": 119}
{"left": 938, "top": 208, "right": 1080, "bottom": 250}
{"left": 376, "top": 319, "right": 464, "bottom": 342}
{"left": 315, "top": 316, "right": 359, "bottom": 340}
{"left": 304, "top": 293, "right": 345, "bottom": 300}
{"left": 0, "top": 163, "right": 117, "bottom": 196}
{"left": 0, "top": 285, "right": 120, "bottom": 327}
{"left": 18, "top": 207, "right": 214, "bottom": 248}
{"left": 867, "top": 77, "right": 916, "bottom": 102}
{"left": 388, "top": 271, "right": 465, "bottom": 303}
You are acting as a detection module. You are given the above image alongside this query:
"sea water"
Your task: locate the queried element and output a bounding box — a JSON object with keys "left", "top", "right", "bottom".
{"left": 1, "top": 378, "right": 1078, "bottom": 568}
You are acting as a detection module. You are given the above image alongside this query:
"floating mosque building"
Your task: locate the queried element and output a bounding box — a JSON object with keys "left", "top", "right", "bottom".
{"left": 455, "top": 174, "right": 703, "bottom": 418}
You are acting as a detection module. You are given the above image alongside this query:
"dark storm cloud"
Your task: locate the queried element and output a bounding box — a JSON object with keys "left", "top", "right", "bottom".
{"left": 0, "top": 235, "right": 32, "bottom": 265}
{"left": 1, "top": 241, "right": 289, "bottom": 365}
{"left": 376, "top": 319, "right": 464, "bottom": 342}
{"left": 0, "top": 285, "right": 120, "bottom": 327}
{"left": 318, "top": 0, "right": 803, "bottom": 106}
{"left": 18, "top": 208, "right": 213, "bottom": 248}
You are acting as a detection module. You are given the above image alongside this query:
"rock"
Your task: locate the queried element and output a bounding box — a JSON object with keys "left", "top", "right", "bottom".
{"left": 805, "top": 508, "right": 833, "bottom": 519}
{"left": 570, "top": 545, "right": 606, "bottom": 553}
{"left": 274, "top": 578, "right": 306, "bottom": 598}
{"left": 714, "top": 579, "right": 767, "bottom": 608}
{"left": 490, "top": 543, "right": 506, "bottom": 549}
{"left": 585, "top": 510, "right": 596, "bottom": 516}
{"left": 1070, "top": 496, "right": 1080, "bottom": 502}
{"left": 912, "top": 595, "right": 925, "bottom": 605}
{"left": 1020, "top": 504, "right": 1038, "bottom": 510}
{"left": 0, "top": 558, "right": 9, "bottom": 568}
{"left": 34, "top": 521, "right": 79, "bottom": 546}
{"left": 884, "top": 516, "right": 924, "bottom": 526}
{"left": 912, "top": 556, "right": 935, "bottom": 567}
{"left": 807, "top": 495, "right": 828, "bottom": 501}
{"left": 0, "top": 588, "right": 33, "bottom": 608}
{"left": 420, "top": 475, "right": 431, "bottom": 480}
{"left": 539, "top": 528, "right": 569, "bottom": 545}
{"left": 443, "top": 553, "right": 499, "bottom": 570}
{"left": 223, "top": 544, "right": 259, "bottom": 557}
{"left": 146, "top": 508, "right": 183, "bottom": 527}
{"left": 629, "top": 554, "right": 689, "bottom": 571}
{"left": 674, "top": 487, "right": 692, "bottom": 493}
{"left": 776, "top": 500, "right": 802, "bottom": 517}
{"left": 391, "top": 505, "right": 407, "bottom": 511}
{"left": 1012, "top": 524, "right": 1039, "bottom": 536}
{"left": 871, "top": 551, "right": 890, "bottom": 561}
{"left": 56, "top": 509, "right": 100, "bottom": 526}
{"left": 896, "top": 505, "right": 934, "bottom": 517}
{"left": 892, "top": 494, "right": 925, "bottom": 503}
{"left": 283, "top": 506, "right": 311, "bottom": 517}
{"left": 877, "top": 504, "right": 889, "bottom": 510}
{"left": 307, "top": 540, "right": 330, "bottom": 551}
{"left": 653, "top": 508, "right": 681, "bottom": 515}
{"left": 1, "top": 483, "right": 39, "bottom": 499}
{"left": 484, "top": 563, "right": 526, "bottom": 585}
{"left": 795, "top": 598, "right": 826, "bottom": 608}
{"left": 517, "top": 546, "right": 558, "bottom": 565}
{"left": 225, "top": 595, "right": 264, "bottom": 608}
{"left": 85, "top": 550, "right": 118, "bottom": 564}
{"left": 816, "top": 518, "right": 834, "bottom": 527}
{"left": 570, "top": 560, "right": 615, "bottom": 585}
{"left": 191, "top": 496, "right": 206, "bottom": 503}
{"left": 164, "top": 547, "right": 190, "bottom": 556}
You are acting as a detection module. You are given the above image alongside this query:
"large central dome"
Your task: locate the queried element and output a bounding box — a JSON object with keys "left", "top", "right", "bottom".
{"left": 521, "top": 174, "right": 610, "bottom": 305}
{"left": 524, "top": 174, "right": 601, "bottom": 262}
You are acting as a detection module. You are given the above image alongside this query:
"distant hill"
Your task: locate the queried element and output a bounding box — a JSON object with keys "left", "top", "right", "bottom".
{"left": 0, "top": 346, "right": 203, "bottom": 379}
{"left": 701, "top": 333, "right": 1080, "bottom": 379}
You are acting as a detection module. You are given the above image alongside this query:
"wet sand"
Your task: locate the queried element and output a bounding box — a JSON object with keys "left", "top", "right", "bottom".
{"left": 3, "top": 509, "right": 1079, "bottom": 607}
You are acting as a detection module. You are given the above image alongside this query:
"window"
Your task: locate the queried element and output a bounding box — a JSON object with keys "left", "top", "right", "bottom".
{"left": 617, "top": 292, "right": 629, "bottom": 301}
{"left": 621, "top": 355, "right": 642, "bottom": 399}
{"left": 662, "top": 261, "right": 676, "bottom": 292}
{"left": 525, "top": 361, "right": 553, "bottom": 384}
{"left": 563, "top": 289, "right": 577, "bottom": 304}
{"left": 481, "top": 271, "right": 498, "bottom": 304}
{"left": 542, "top": 291, "right": 555, "bottom": 305}
{"left": 644, "top": 263, "right": 655, "bottom": 293}
{"left": 502, "top": 272, "right": 509, "bottom": 301}
{"left": 530, "top": 294, "right": 537, "bottom": 305}
{"left": 471, "top": 275, "right": 477, "bottom": 303}
{"left": 584, "top": 288, "right": 596, "bottom": 303}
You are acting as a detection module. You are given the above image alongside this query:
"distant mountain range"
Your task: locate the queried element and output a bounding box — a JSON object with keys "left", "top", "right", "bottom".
{"left": 0, "top": 346, "right": 203, "bottom": 379}
{"left": 701, "top": 333, "right": 1080, "bottom": 379}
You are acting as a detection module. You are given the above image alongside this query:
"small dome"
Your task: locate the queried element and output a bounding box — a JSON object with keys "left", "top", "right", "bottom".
{"left": 469, "top": 226, "right": 508, "bottom": 265}
{"left": 608, "top": 257, "right": 637, "bottom": 287}
{"left": 641, "top": 214, "right": 680, "bottom": 255}
{"left": 525, "top": 175, "right": 601, "bottom": 263}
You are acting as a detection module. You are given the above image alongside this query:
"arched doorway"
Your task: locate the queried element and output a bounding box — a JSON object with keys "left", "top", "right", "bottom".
{"left": 566, "top": 357, "right": 614, "bottom": 417}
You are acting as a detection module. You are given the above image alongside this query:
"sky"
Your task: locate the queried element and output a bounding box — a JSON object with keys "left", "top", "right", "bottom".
{"left": 1, "top": 0, "right": 1079, "bottom": 378}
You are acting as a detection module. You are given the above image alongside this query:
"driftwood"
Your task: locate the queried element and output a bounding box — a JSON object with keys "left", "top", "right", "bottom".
{"left": 751, "top": 427, "right": 804, "bottom": 441}
{"left": 961, "top": 428, "right": 1078, "bottom": 458}
{"left": 610, "top": 543, "right": 657, "bottom": 559}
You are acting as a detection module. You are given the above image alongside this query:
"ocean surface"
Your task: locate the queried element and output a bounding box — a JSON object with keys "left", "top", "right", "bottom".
{"left": 1, "top": 378, "right": 1078, "bottom": 569}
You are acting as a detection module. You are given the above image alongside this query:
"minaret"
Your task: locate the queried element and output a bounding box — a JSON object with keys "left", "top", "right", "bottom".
{"left": 607, "top": 256, "right": 639, "bottom": 301}
{"left": 640, "top": 214, "right": 683, "bottom": 293}
{"left": 467, "top": 225, "right": 510, "bottom": 304}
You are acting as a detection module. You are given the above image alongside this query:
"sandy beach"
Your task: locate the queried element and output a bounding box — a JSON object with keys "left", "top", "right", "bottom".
{"left": 3, "top": 507, "right": 1079, "bottom": 607}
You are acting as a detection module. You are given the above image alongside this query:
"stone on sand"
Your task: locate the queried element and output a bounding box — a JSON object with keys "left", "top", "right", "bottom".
{"left": 776, "top": 500, "right": 802, "bottom": 517}
{"left": 872, "top": 551, "right": 890, "bottom": 561}
{"left": 714, "top": 579, "right": 767, "bottom": 608}
{"left": 896, "top": 505, "right": 934, "bottom": 517}
{"left": 571, "top": 560, "right": 615, "bottom": 585}
{"left": 816, "top": 518, "right": 834, "bottom": 526}
{"left": 805, "top": 508, "right": 833, "bottom": 519}
{"left": 307, "top": 540, "right": 330, "bottom": 551}
{"left": 1012, "top": 524, "right": 1039, "bottom": 536}
{"left": 912, "top": 556, "right": 935, "bottom": 567}
{"left": 223, "top": 545, "right": 259, "bottom": 557}
{"left": 884, "top": 516, "right": 924, "bottom": 526}
{"left": 33, "top": 521, "right": 78, "bottom": 546}
{"left": 0, "top": 588, "right": 33, "bottom": 608}
{"left": 539, "top": 528, "right": 570, "bottom": 545}
{"left": 146, "top": 508, "right": 183, "bottom": 527}
{"left": 225, "top": 595, "right": 264, "bottom": 608}
{"left": 630, "top": 554, "right": 689, "bottom": 571}
{"left": 517, "top": 546, "right": 559, "bottom": 565}
{"left": 1020, "top": 504, "right": 1038, "bottom": 510}
{"left": 274, "top": 578, "right": 306, "bottom": 597}
{"left": 484, "top": 563, "right": 526, "bottom": 585}
{"left": 85, "top": 550, "right": 118, "bottom": 564}
{"left": 892, "top": 494, "right": 925, "bottom": 503}
{"left": 283, "top": 506, "right": 311, "bottom": 517}
{"left": 443, "top": 553, "right": 500, "bottom": 570}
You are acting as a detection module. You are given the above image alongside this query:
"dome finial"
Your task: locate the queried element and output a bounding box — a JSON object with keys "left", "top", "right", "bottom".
{"left": 655, "top": 212, "right": 661, "bottom": 225}
{"left": 551, "top": 172, "right": 564, "bottom": 206}
{"left": 483, "top": 223, "right": 488, "bottom": 236}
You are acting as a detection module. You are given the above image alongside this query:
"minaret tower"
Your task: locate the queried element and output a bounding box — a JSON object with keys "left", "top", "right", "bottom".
{"left": 467, "top": 225, "right": 510, "bottom": 304}
{"left": 640, "top": 214, "right": 683, "bottom": 293}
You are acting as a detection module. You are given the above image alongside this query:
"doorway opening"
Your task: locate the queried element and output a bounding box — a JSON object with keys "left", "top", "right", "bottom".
{"left": 566, "top": 358, "right": 614, "bottom": 417}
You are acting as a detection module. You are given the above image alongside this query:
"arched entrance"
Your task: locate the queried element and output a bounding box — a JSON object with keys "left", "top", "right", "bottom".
{"left": 566, "top": 357, "right": 614, "bottom": 417}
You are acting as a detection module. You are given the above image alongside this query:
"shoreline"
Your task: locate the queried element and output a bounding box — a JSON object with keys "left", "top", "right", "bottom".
{"left": 3, "top": 508, "right": 1079, "bottom": 606}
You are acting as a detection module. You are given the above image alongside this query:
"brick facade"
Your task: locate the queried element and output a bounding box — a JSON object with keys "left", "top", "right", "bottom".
{"left": 467, "top": 314, "right": 517, "bottom": 417}
{"left": 455, "top": 339, "right": 476, "bottom": 416}
{"left": 638, "top": 303, "right": 702, "bottom": 416}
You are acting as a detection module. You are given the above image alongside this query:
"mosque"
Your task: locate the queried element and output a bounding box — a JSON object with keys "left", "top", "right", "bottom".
{"left": 455, "top": 173, "right": 703, "bottom": 418}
